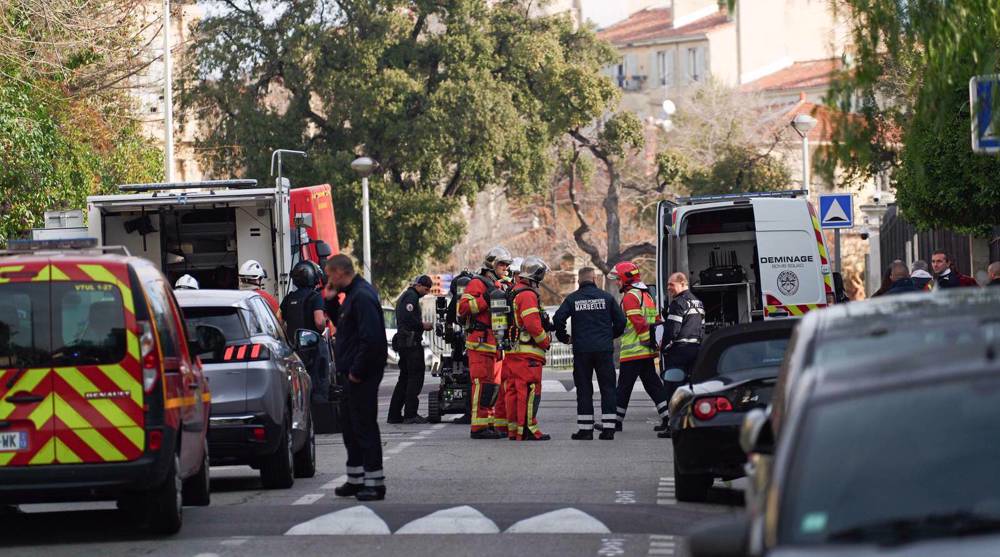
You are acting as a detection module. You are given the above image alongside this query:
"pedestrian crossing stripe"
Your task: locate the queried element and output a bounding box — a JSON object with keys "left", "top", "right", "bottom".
{"left": 284, "top": 506, "right": 611, "bottom": 535}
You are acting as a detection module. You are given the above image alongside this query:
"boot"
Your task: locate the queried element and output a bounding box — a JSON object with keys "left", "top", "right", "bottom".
{"left": 355, "top": 486, "right": 386, "bottom": 501}
{"left": 471, "top": 429, "right": 501, "bottom": 439}
{"left": 523, "top": 433, "right": 551, "bottom": 441}
{"left": 657, "top": 428, "right": 672, "bottom": 439}
{"left": 386, "top": 415, "right": 404, "bottom": 424}
{"left": 654, "top": 418, "right": 669, "bottom": 432}
{"left": 615, "top": 421, "right": 623, "bottom": 432}
{"left": 333, "top": 482, "right": 363, "bottom": 497}
{"left": 570, "top": 430, "right": 594, "bottom": 440}
{"left": 402, "top": 415, "right": 428, "bottom": 424}
{"left": 599, "top": 429, "right": 615, "bottom": 440}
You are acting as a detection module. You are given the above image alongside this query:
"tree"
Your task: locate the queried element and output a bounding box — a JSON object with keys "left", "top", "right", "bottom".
{"left": 0, "top": 1, "right": 163, "bottom": 243}
{"left": 183, "top": 0, "right": 617, "bottom": 292}
{"left": 824, "top": 0, "right": 1000, "bottom": 233}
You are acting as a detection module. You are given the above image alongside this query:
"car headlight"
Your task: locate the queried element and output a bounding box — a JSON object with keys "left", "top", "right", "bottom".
{"left": 669, "top": 388, "right": 693, "bottom": 417}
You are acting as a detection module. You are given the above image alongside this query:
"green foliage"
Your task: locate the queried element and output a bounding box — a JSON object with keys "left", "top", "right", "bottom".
{"left": 184, "top": 0, "right": 617, "bottom": 292}
{"left": 0, "top": 76, "right": 162, "bottom": 243}
{"left": 597, "top": 111, "right": 644, "bottom": 158}
{"left": 684, "top": 144, "right": 791, "bottom": 196}
{"left": 826, "top": 0, "right": 1000, "bottom": 230}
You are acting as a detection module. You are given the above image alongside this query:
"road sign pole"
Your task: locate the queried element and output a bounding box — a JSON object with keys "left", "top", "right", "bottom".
{"left": 834, "top": 228, "right": 842, "bottom": 273}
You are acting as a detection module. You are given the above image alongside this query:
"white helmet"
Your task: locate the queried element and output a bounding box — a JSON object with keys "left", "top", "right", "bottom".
{"left": 175, "top": 274, "right": 199, "bottom": 290}
{"left": 510, "top": 257, "right": 524, "bottom": 274}
{"left": 521, "top": 256, "right": 549, "bottom": 284}
{"left": 239, "top": 260, "right": 266, "bottom": 287}
{"left": 483, "top": 246, "right": 513, "bottom": 270}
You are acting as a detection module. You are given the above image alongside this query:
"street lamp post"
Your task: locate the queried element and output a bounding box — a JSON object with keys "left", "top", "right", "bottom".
{"left": 163, "top": 0, "right": 174, "bottom": 181}
{"left": 791, "top": 114, "right": 817, "bottom": 197}
{"left": 351, "top": 157, "right": 376, "bottom": 282}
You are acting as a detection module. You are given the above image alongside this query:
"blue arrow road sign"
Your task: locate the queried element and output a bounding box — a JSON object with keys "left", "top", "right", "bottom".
{"left": 819, "top": 193, "right": 853, "bottom": 229}
{"left": 971, "top": 75, "right": 1000, "bottom": 153}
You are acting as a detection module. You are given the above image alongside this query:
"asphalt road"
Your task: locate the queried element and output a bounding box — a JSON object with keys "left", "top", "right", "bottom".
{"left": 2, "top": 367, "right": 744, "bottom": 557}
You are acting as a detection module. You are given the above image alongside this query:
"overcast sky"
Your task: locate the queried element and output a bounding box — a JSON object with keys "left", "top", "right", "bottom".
{"left": 580, "top": 0, "right": 631, "bottom": 29}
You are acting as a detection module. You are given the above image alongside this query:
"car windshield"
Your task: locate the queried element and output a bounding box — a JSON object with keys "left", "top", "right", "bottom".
{"left": 812, "top": 323, "right": 996, "bottom": 368}
{"left": 779, "top": 374, "right": 1000, "bottom": 546}
{"left": 181, "top": 306, "right": 248, "bottom": 341}
{"left": 715, "top": 338, "right": 789, "bottom": 380}
{"left": 0, "top": 282, "right": 126, "bottom": 368}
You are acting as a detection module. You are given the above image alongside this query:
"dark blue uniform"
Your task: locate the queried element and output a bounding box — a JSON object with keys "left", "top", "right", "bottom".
{"left": 388, "top": 287, "right": 426, "bottom": 421}
{"left": 280, "top": 286, "right": 329, "bottom": 400}
{"left": 334, "top": 275, "right": 388, "bottom": 491}
{"left": 661, "top": 289, "right": 704, "bottom": 406}
{"left": 554, "top": 281, "right": 627, "bottom": 433}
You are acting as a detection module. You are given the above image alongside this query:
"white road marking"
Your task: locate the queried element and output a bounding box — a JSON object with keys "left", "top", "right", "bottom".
{"left": 220, "top": 536, "right": 252, "bottom": 547}
{"left": 411, "top": 435, "right": 426, "bottom": 440}
{"left": 292, "top": 493, "right": 324, "bottom": 505}
{"left": 505, "top": 507, "right": 611, "bottom": 534}
{"left": 541, "top": 380, "right": 567, "bottom": 393}
{"left": 386, "top": 441, "right": 414, "bottom": 455}
{"left": 432, "top": 424, "right": 446, "bottom": 430}
{"left": 598, "top": 537, "right": 626, "bottom": 556}
{"left": 418, "top": 429, "right": 435, "bottom": 436}
{"left": 614, "top": 490, "right": 636, "bottom": 504}
{"left": 321, "top": 475, "right": 348, "bottom": 489}
{"left": 648, "top": 535, "right": 677, "bottom": 556}
{"left": 396, "top": 505, "right": 500, "bottom": 534}
{"left": 656, "top": 499, "right": 676, "bottom": 505}
{"left": 285, "top": 505, "right": 391, "bottom": 535}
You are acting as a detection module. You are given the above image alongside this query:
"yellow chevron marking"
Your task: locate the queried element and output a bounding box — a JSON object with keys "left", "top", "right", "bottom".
{"left": 119, "top": 426, "right": 145, "bottom": 451}
{"left": 74, "top": 427, "right": 126, "bottom": 461}
{"left": 30, "top": 437, "right": 57, "bottom": 465}
{"left": 126, "top": 331, "right": 140, "bottom": 361}
{"left": 76, "top": 264, "right": 134, "bottom": 314}
{"left": 0, "top": 265, "right": 25, "bottom": 284}
{"left": 97, "top": 363, "right": 143, "bottom": 408}
{"left": 0, "top": 452, "right": 14, "bottom": 466}
{"left": 32, "top": 265, "right": 71, "bottom": 282}
{"left": 56, "top": 367, "right": 139, "bottom": 429}
{"left": 27, "top": 393, "right": 54, "bottom": 430}
{"left": 0, "top": 368, "right": 49, "bottom": 420}
{"left": 53, "top": 437, "right": 82, "bottom": 464}
{"left": 53, "top": 395, "right": 89, "bottom": 429}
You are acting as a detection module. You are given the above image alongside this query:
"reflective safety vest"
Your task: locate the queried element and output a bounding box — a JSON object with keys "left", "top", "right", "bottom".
{"left": 620, "top": 288, "right": 658, "bottom": 362}
{"left": 509, "top": 284, "right": 549, "bottom": 361}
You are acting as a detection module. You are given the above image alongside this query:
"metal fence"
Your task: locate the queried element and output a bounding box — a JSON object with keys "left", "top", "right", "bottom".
{"left": 424, "top": 303, "right": 574, "bottom": 369}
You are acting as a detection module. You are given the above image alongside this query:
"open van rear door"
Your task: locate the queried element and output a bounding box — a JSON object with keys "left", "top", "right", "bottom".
{"left": 655, "top": 200, "right": 677, "bottom": 313}
{"left": 752, "top": 199, "right": 829, "bottom": 318}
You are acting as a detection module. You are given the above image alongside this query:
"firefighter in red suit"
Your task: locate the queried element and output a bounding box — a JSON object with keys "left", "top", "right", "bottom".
{"left": 492, "top": 257, "right": 522, "bottom": 438}
{"left": 457, "top": 246, "right": 512, "bottom": 439}
{"left": 505, "top": 256, "right": 553, "bottom": 441}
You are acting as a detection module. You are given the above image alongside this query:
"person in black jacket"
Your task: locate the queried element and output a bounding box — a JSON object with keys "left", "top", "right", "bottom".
{"left": 323, "top": 255, "right": 388, "bottom": 501}
{"left": 281, "top": 261, "right": 329, "bottom": 401}
{"left": 554, "top": 267, "right": 627, "bottom": 440}
{"left": 387, "top": 275, "right": 433, "bottom": 424}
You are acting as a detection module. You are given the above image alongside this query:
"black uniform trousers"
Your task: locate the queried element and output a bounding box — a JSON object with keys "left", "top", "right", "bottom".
{"left": 340, "top": 370, "right": 385, "bottom": 488}
{"left": 616, "top": 358, "right": 669, "bottom": 424}
{"left": 388, "top": 346, "right": 425, "bottom": 419}
{"left": 661, "top": 343, "right": 700, "bottom": 409}
{"left": 573, "top": 351, "right": 617, "bottom": 431}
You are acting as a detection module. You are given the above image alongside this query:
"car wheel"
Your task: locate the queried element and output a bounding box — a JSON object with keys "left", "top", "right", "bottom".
{"left": 141, "top": 453, "right": 183, "bottom": 535}
{"left": 260, "top": 418, "right": 295, "bottom": 489}
{"left": 293, "top": 414, "right": 317, "bottom": 478}
{"left": 673, "top": 458, "right": 712, "bottom": 503}
{"left": 182, "top": 437, "right": 211, "bottom": 506}
{"left": 427, "top": 390, "right": 441, "bottom": 423}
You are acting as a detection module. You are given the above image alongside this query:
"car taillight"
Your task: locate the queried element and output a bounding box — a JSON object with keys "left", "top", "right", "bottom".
{"left": 251, "top": 427, "right": 266, "bottom": 442}
{"left": 693, "top": 397, "right": 733, "bottom": 420}
{"left": 139, "top": 320, "right": 160, "bottom": 393}
{"left": 148, "top": 430, "right": 163, "bottom": 452}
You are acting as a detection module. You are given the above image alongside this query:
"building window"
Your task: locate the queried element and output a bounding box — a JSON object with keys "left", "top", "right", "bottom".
{"left": 656, "top": 50, "right": 674, "bottom": 86}
{"left": 686, "top": 46, "right": 708, "bottom": 83}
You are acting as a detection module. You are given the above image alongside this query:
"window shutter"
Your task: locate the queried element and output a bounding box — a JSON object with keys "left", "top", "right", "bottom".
{"left": 650, "top": 52, "right": 660, "bottom": 86}
{"left": 664, "top": 50, "right": 675, "bottom": 86}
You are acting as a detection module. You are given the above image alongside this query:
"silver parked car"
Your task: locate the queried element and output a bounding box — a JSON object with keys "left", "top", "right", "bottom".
{"left": 176, "top": 290, "right": 315, "bottom": 489}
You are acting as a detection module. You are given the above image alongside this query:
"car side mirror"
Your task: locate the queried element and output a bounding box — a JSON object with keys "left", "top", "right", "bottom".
{"left": 688, "top": 515, "right": 750, "bottom": 557}
{"left": 294, "top": 329, "right": 321, "bottom": 351}
{"left": 740, "top": 408, "right": 775, "bottom": 456}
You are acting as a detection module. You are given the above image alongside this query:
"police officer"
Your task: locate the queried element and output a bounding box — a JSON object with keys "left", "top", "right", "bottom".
{"left": 610, "top": 261, "right": 670, "bottom": 433}
{"left": 281, "top": 261, "right": 329, "bottom": 401}
{"left": 554, "top": 267, "right": 627, "bottom": 440}
{"left": 324, "top": 255, "right": 388, "bottom": 501}
{"left": 457, "top": 246, "right": 512, "bottom": 439}
{"left": 505, "top": 256, "right": 552, "bottom": 441}
{"left": 387, "top": 275, "right": 433, "bottom": 424}
{"left": 660, "top": 272, "right": 704, "bottom": 394}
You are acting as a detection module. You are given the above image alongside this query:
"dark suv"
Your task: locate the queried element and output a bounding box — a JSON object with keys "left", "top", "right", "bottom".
{"left": 0, "top": 239, "right": 211, "bottom": 535}
{"left": 176, "top": 290, "right": 315, "bottom": 488}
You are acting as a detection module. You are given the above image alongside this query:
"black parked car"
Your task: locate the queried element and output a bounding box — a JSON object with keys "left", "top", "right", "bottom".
{"left": 176, "top": 290, "right": 315, "bottom": 489}
{"left": 667, "top": 320, "right": 796, "bottom": 502}
{"left": 689, "top": 308, "right": 1000, "bottom": 556}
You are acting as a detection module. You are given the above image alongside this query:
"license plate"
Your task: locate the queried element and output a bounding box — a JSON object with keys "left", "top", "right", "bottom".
{"left": 0, "top": 431, "right": 28, "bottom": 452}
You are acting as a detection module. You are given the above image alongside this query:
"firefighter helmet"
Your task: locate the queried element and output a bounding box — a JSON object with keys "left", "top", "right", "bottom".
{"left": 174, "top": 274, "right": 199, "bottom": 290}
{"left": 238, "top": 260, "right": 267, "bottom": 287}
{"left": 290, "top": 260, "right": 321, "bottom": 289}
{"left": 609, "top": 261, "right": 641, "bottom": 288}
{"left": 483, "top": 246, "right": 513, "bottom": 270}
{"left": 520, "top": 256, "right": 549, "bottom": 284}
{"left": 510, "top": 257, "right": 524, "bottom": 275}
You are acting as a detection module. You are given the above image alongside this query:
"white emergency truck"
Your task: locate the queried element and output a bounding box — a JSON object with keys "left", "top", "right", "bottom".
{"left": 86, "top": 179, "right": 339, "bottom": 299}
{"left": 656, "top": 190, "right": 837, "bottom": 333}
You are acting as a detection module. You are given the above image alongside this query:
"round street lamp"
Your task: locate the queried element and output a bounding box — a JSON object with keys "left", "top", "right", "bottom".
{"left": 351, "top": 157, "right": 376, "bottom": 282}
{"left": 790, "top": 114, "right": 818, "bottom": 196}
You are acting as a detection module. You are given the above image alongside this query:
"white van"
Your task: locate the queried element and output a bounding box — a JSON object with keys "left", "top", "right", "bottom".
{"left": 656, "top": 191, "right": 837, "bottom": 333}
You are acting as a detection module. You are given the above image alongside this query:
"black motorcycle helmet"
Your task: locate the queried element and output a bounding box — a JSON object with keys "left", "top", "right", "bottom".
{"left": 291, "top": 260, "right": 320, "bottom": 289}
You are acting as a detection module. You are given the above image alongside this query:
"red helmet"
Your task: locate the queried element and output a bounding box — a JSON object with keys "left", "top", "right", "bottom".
{"left": 610, "top": 261, "right": 641, "bottom": 288}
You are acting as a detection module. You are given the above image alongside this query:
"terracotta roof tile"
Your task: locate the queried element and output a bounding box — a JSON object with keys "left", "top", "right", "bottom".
{"left": 598, "top": 7, "right": 732, "bottom": 45}
{"left": 741, "top": 59, "right": 842, "bottom": 93}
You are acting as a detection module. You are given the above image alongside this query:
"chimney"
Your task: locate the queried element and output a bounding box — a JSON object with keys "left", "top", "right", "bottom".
{"left": 672, "top": 0, "right": 719, "bottom": 28}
